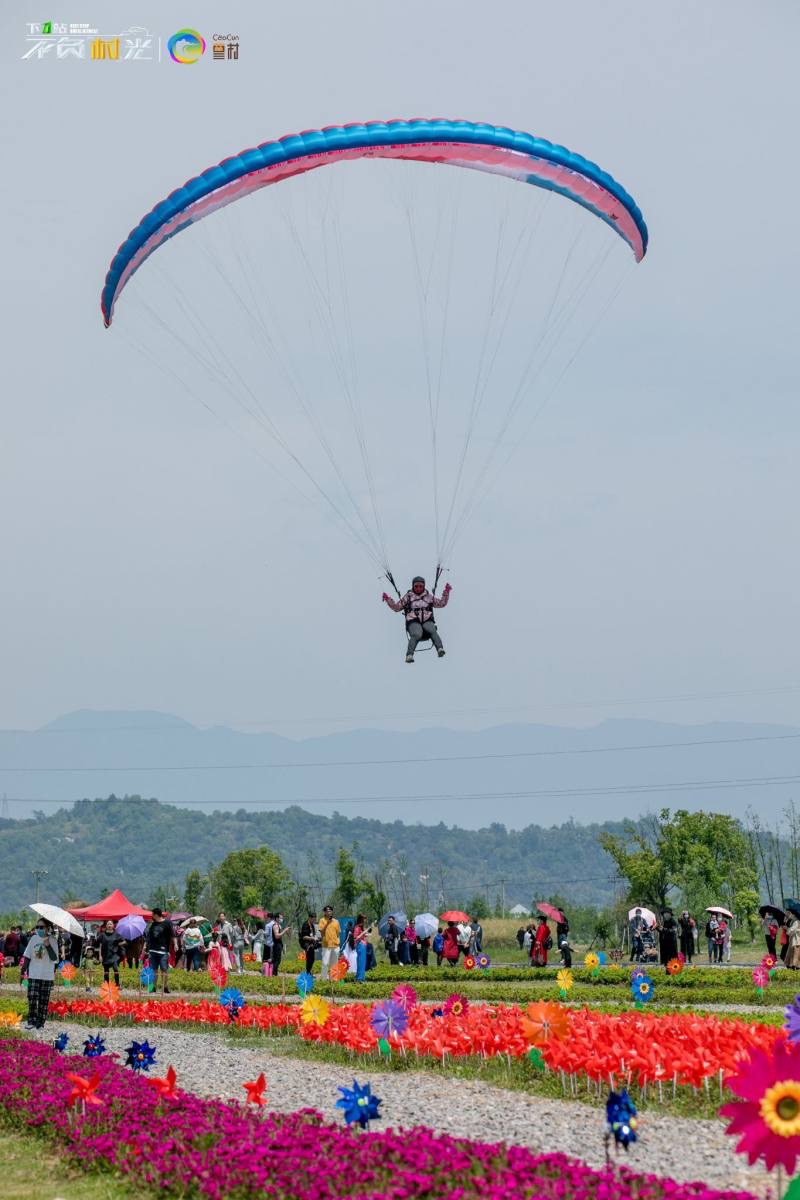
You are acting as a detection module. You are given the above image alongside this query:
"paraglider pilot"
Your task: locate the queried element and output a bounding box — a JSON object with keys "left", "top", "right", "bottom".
{"left": 382, "top": 576, "right": 451, "bottom": 663}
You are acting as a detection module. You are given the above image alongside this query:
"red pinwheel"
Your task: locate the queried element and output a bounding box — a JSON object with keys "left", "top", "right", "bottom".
{"left": 147, "top": 1065, "right": 178, "bottom": 1098}
{"left": 243, "top": 1072, "right": 267, "bottom": 1106}
{"left": 66, "top": 1071, "right": 103, "bottom": 1108}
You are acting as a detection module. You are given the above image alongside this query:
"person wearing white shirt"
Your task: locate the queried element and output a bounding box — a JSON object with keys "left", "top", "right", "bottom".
{"left": 23, "top": 920, "right": 60, "bottom": 1030}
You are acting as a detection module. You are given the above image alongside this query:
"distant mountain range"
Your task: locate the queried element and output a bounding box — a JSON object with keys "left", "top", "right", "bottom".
{"left": 0, "top": 709, "right": 796, "bottom": 829}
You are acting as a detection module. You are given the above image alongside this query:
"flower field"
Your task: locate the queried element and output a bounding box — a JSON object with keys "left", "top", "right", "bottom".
{"left": 0, "top": 1038, "right": 759, "bottom": 1200}
{"left": 44, "top": 995, "right": 781, "bottom": 1094}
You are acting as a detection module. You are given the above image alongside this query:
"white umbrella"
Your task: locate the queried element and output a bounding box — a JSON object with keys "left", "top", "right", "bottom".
{"left": 414, "top": 912, "right": 438, "bottom": 939}
{"left": 628, "top": 906, "right": 657, "bottom": 927}
{"left": 706, "top": 906, "right": 734, "bottom": 919}
{"left": 29, "top": 902, "right": 84, "bottom": 938}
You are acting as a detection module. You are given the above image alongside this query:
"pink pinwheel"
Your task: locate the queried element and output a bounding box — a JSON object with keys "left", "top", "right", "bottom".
{"left": 391, "top": 984, "right": 417, "bottom": 1012}
{"left": 721, "top": 1038, "right": 800, "bottom": 1172}
{"left": 752, "top": 966, "right": 769, "bottom": 989}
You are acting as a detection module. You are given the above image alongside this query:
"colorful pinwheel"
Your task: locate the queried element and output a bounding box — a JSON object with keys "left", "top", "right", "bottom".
{"left": 296, "top": 972, "right": 315, "bottom": 997}
{"left": 329, "top": 959, "right": 349, "bottom": 982}
{"left": 147, "top": 1065, "right": 178, "bottom": 1098}
{"left": 336, "top": 1079, "right": 382, "bottom": 1128}
{"left": 631, "top": 975, "right": 655, "bottom": 1005}
{"left": 124, "top": 1039, "right": 157, "bottom": 1072}
{"left": 98, "top": 980, "right": 120, "bottom": 1006}
{"left": 301, "top": 994, "right": 330, "bottom": 1027}
{"left": 443, "top": 993, "right": 469, "bottom": 1019}
{"left": 556, "top": 968, "right": 573, "bottom": 997}
{"left": 521, "top": 1001, "right": 569, "bottom": 1045}
{"left": 752, "top": 966, "right": 769, "bottom": 991}
{"left": 476, "top": 953, "right": 491, "bottom": 970}
{"left": 219, "top": 987, "right": 246, "bottom": 1019}
{"left": 82, "top": 1033, "right": 106, "bottom": 1058}
{"left": 66, "top": 1070, "right": 103, "bottom": 1108}
{"left": 243, "top": 1072, "right": 267, "bottom": 1106}
{"left": 785, "top": 996, "right": 800, "bottom": 1043}
{"left": 53, "top": 1032, "right": 69, "bottom": 1053}
{"left": 666, "top": 958, "right": 683, "bottom": 976}
{"left": 391, "top": 983, "right": 417, "bottom": 1011}
{"left": 370, "top": 999, "right": 408, "bottom": 1039}
{"left": 606, "top": 1088, "right": 638, "bottom": 1150}
{"left": 59, "top": 962, "right": 77, "bottom": 984}
{"left": 722, "top": 1038, "right": 800, "bottom": 1172}
{"left": 139, "top": 966, "right": 156, "bottom": 990}
{"left": 584, "top": 952, "right": 600, "bottom": 971}
{"left": 463, "top": 955, "right": 476, "bottom": 970}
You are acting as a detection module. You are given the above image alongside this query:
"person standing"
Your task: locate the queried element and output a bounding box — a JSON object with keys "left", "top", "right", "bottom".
{"left": 183, "top": 918, "right": 204, "bottom": 972}
{"left": 216, "top": 912, "right": 234, "bottom": 944}
{"left": 352, "top": 913, "right": 369, "bottom": 982}
{"left": 532, "top": 915, "right": 550, "bottom": 967}
{"left": 231, "top": 918, "right": 249, "bottom": 974}
{"left": 679, "top": 912, "right": 695, "bottom": 964}
{"left": 629, "top": 910, "right": 647, "bottom": 962}
{"left": 764, "top": 915, "right": 779, "bottom": 958}
{"left": 299, "top": 911, "right": 318, "bottom": 975}
{"left": 383, "top": 916, "right": 400, "bottom": 965}
{"left": 23, "top": 920, "right": 59, "bottom": 1030}
{"left": 146, "top": 908, "right": 174, "bottom": 993}
{"left": 713, "top": 918, "right": 726, "bottom": 964}
{"left": 318, "top": 906, "right": 341, "bottom": 981}
{"left": 442, "top": 921, "right": 460, "bottom": 965}
{"left": 433, "top": 928, "right": 445, "bottom": 966}
{"left": 98, "top": 919, "right": 125, "bottom": 988}
{"left": 270, "top": 913, "right": 289, "bottom": 975}
{"left": 3, "top": 927, "right": 20, "bottom": 967}
{"left": 786, "top": 914, "right": 800, "bottom": 970}
{"left": 705, "top": 915, "right": 718, "bottom": 964}
{"left": 658, "top": 909, "right": 679, "bottom": 967}
{"left": 469, "top": 916, "right": 484, "bottom": 954}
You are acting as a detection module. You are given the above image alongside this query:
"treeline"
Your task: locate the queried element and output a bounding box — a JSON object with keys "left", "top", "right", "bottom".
{"left": 0, "top": 795, "right": 624, "bottom": 915}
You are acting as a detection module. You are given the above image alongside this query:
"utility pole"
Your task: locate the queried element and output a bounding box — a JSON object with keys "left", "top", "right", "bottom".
{"left": 499, "top": 878, "right": 506, "bottom": 918}
{"left": 31, "top": 868, "right": 49, "bottom": 903}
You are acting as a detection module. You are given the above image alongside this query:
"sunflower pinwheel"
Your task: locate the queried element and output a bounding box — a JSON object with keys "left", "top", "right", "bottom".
{"left": 463, "top": 955, "right": 476, "bottom": 970}
{"left": 722, "top": 1038, "right": 800, "bottom": 1172}
{"left": 443, "top": 993, "right": 469, "bottom": 1019}
{"left": 476, "top": 953, "right": 491, "bottom": 970}
{"left": 631, "top": 974, "right": 655, "bottom": 1005}
{"left": 301, "top": 993, "right": 330, "bottom": 1027}
{"left": 556, "top": 968, "right": 573, "bottom": 998}
{"left": 666, "top": 958, "right": 683, "bottom": 976}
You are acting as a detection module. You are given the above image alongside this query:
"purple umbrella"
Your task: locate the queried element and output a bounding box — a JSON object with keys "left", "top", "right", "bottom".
{"left": 117, "top": 915, "right": 146, "bottom": 940}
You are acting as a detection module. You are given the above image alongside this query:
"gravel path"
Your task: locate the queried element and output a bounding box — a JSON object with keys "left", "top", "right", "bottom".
{"left": 38, "top": 1022, "right": 770, "bottom": 1198}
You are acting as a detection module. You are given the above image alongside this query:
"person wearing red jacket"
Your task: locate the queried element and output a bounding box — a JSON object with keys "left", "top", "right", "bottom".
{"left": 442, "top": 922, "right": 460, "bottom": 965}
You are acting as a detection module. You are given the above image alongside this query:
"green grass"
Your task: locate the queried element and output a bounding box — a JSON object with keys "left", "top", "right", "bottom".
{"left": 0, "top": 1125, "right": 141, "bottom": 1200}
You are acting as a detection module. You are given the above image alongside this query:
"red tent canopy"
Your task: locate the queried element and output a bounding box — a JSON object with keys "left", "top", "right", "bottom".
{"left": 69, "top": 889, "right": 152, "bottom": 922}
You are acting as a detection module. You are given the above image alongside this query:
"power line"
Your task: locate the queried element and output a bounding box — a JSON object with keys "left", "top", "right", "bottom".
{"left": 3, "top": 769, "right": 800, "bottom": 807}
{"left": 2, "top": 728, "right": 799, "bottom": 775}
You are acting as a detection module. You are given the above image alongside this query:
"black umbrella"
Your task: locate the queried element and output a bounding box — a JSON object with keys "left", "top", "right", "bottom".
{"left": 759, "top": 904, "right": 785, "bottom": 921}
{"left": 784, "top": 899, "right": 800, "bottom": 919}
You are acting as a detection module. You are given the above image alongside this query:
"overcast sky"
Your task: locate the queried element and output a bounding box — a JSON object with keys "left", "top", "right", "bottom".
{"left": 1, "top": 1, "right": 799, "bottom": 742}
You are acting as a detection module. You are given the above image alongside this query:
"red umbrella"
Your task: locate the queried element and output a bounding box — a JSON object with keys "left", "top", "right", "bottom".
{"left": 440, "top": 910, "right": 470, "bottom": 923}
{"left": 537, "top": 902, "right": 565, "bottom": 923}
{"left": 246, "top": 907, "right": 269, "bottom": 920}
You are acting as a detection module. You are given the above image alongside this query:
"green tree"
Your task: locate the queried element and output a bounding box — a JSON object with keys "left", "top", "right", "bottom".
{"left": 183, "top": 869, "right": 207, "bottom": 914}
{"left": 210, "top": 846, "right": 292, "bottom": 916}
{"left": 599, "top": 809, "right": 758, "bottom": 916}
{"left": 332, "top": 848, "right": 361, "bottom": 910}
{"left": 467, "top": 895, "right": 490, "bottom": 919}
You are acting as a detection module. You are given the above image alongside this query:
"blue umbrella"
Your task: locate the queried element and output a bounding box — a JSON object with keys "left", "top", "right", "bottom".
{"left": 378, "top": 912, "right": 408, "bottom": 938}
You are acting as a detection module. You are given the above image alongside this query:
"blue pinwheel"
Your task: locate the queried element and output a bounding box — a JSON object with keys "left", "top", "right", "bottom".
{"left": 219, "top": 987, "right": 246, "bottom": 1021}
{"left": 336, "top": 1079, "right": 382, "bottom": 1129}
{"left": 53, "top": 1032, "right": 69, "bottom": 1053}
{"left": 369, "top": 999, "right": 408, "bottom": 1040}
{"left": 631, "top": 974, "right": 655, "bottom": 1004}
{"left": 82, "top": 1033, "right": 106, "bottom": 1058}
{"left": 124, "top": 1039, "right": 157, "bottom": 1072}
{"left": 296, "top": 972, "right": 314, "bottom": 997}
{"left": 431, "top": 1008, "right": 444, "bottom": 1019}
{"left": 606, "top": 1088, "right": 638, "bottom": 1150}
{"left": 140, "top": 966, "right": 156, "bottom": 989}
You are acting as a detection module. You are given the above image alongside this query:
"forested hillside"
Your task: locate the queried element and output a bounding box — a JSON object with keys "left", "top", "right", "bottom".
{"left": 0, "top": 796, "right": 625, "bottom": 913}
